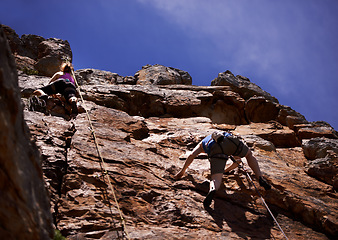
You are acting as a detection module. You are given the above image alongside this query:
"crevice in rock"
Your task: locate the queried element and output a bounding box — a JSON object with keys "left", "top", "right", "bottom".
{"left": 52, "top": 122, "right": 77, "bottom": 229}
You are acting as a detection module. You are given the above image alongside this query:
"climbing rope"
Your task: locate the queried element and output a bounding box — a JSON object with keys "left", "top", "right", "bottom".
{"left": 69, "top": 64, "right": 130, "bottom": 239}
{"left": 230, "top": 156, "right": 289, "bottom": 240}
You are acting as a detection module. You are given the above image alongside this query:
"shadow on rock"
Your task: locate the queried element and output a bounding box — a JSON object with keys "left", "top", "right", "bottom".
{"left": 206, "top": 195, "right": 275, "bottom": 239}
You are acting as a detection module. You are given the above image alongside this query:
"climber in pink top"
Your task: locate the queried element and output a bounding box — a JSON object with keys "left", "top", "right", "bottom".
{"left": 52, "top": 71, "right": 75, "bottom": 85}
{"left": 33, "top": 62, "right": 78, "bottom": 115}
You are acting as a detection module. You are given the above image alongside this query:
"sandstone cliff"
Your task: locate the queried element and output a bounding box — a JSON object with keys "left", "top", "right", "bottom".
{"left": 2, "top": 25, "right": 338, "bottom": 239}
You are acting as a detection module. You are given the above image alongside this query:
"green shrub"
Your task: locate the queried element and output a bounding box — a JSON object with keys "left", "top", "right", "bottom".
{"left": 22, "top": 67, "right": 39, "bottom": 75}
{"left": 54, "top": 229, "right": 66, "bottom": 240}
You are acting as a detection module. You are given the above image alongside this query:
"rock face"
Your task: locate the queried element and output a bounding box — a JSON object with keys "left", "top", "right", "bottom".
{"left": 0, "top": 26, "right": 53, "bottom": 240}
{"left": 3, "top": 25, "right": 338, "bottom": 239}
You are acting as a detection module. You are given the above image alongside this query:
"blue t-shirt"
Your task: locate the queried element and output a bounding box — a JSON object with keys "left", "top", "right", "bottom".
{"left": 202, "top": 132, "right": 233, "bottom": 155}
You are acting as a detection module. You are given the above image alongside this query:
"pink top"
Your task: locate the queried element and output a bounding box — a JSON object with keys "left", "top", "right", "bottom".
{"left": 61, "top": 73, "right": 75, "bottom": 85}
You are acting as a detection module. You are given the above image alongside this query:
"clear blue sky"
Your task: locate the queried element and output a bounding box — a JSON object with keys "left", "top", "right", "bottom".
{"left": 2, "top": 0, "right": 338, "bottom": 130}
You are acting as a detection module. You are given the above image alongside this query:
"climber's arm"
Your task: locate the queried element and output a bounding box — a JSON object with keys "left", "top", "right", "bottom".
{"left": 49, "top": 72, "right": 63, "bottom": 83}
{"left": 174, "top": 142, "right": 204, "bottom": 180}
{"left": 224, "top": 156, "right": 241, "bottom": 173}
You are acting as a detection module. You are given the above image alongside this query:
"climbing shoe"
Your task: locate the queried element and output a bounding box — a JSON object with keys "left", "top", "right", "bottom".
{"left": 259, "top": 176, "right": 271, "bottom": 190}
{"left": 203, "top": 189, "right": 216, "bottom": 208}
{"left": 39, "top": 94, "right": 48, "bottom": 101}
{"left": 71, "top": 101, "right": 78, "bottom": 115}
{"left": 28, "top": 95, "right": 47, "bottom": 114}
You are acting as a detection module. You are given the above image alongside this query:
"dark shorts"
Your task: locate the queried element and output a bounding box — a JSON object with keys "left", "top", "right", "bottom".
{"left": 40, "top": 79, "right": 76, "bottom": 101}
{"left": 209, "top": 157, "right": 228, "bottom": 175}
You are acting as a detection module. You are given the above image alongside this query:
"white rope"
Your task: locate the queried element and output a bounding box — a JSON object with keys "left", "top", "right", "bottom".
{"left": 70, "top": 65, "right": 130, "bottom": 239}
{"left": 230, "top": 156, "right": 289, "bottom": 240}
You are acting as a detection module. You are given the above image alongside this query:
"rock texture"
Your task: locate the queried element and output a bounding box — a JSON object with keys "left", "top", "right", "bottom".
{"left": 135, "top": 64, "right": 192, "bottom": 85}
{"left": 211, "top": 70, "right": 278, "bottom": 103}
{"left": 2, "top": 24, "right": 72, "bottom": 76}
{"left": 3, "top": 25, "right": 338, "bottom": 239}
{"left": 0, "top": 26, "right": 53, "bottom": 240}
{"left": 74, "top": 69, "right": 131, "bottom": 85}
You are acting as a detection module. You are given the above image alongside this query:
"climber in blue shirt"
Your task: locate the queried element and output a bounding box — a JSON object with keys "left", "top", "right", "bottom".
{"left": 174, "top": 131, "right": 271, "bottom": 208}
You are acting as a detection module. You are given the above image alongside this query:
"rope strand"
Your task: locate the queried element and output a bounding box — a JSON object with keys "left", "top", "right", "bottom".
{"left": 230, "top": 156, "right": 288, "bottom": 239}
{"left": 70, "top": 65, "right": 130, "bottom": 239}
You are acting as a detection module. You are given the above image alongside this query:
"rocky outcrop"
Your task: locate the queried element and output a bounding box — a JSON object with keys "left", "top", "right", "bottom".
{"left": 34, "top": 37, "right": 72, "bottom": 76}
{"left": 3, "top": 25, "right": 338, "bottom": 239}
{"left": 305, "top": 148, "right": 338, "bottom": 190}
{"left": 295, "top": 122, "right": 338, "bottom": 140}
{"left": 79, "top": 84, "right": 248, "bottom": 124}
{"left": 302, "top": 137, "right": 338, "bottom": 160}
{"left": 0, "top": 26, "right": 53, "bottom": 240}
{"left": 211, "top": 70, "right": 278, "bottom": 102}
{"left": 277, "top": 105, "right": 308, "bottom": 130}
{"left": 245, "top": 96, "right": 280, "bottom": 123}
{"left": 2, "top": 24, "right": 72, "bottom": 76}
{"left": 135, "top": 64, "right": 192, "bottom": 85}
{"left": 302, "top": 137, "right": 338, "bottom": 190}
{"left": 75, "top": 69, "right": 135, "bottom": 85}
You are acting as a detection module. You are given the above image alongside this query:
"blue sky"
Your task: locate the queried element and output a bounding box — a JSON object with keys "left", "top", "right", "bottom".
{"left": 2, "top": 0, "right": 338, "bottom": 130}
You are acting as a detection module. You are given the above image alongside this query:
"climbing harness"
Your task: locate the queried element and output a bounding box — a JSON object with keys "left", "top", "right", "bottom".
{"left": 229, "top": 156, "right": 289, "bottom": 240}
{"left": 227, "top": 136, "right": 244, "bottom": 156}
{"left": 69, "top": 63, "right": 130, "bottom": 239}
{"left": 210, "top": 131, "right": 244, "bottom": 157}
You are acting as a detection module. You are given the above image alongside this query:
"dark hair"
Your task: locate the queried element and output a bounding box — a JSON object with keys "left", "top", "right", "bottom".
{"left": 216, "top": 136, "right": 224, "bottom": 143}
{"left": 61, "top": 62, "right": 73, "bottom": 73}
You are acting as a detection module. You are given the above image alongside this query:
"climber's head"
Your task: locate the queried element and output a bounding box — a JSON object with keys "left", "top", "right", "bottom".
{"left": 61, "top": 62, "right": 73, "bottom": 73}
{"left": 211, "top": 131, "right": 224, "bottom": 143}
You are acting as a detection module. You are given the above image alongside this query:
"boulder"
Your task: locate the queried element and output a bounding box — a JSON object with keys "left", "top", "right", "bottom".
{"left": 35, "top": 38, "right": 72, "bottom": 76}
{"left": 277, "top": 104, "right": 308, "bottom": 129}
{"left": 302, "top": 137, "right": 338, "bottom": 160}
{"left": 74, "top": 68, "right": 132, "bottom": 85}
{"left": 295, "top": 122, "right": 338, "bottom": 140}
{"left": 135, "top": 64, "right": 192, "bottom": 85}
{"left": 20, "top": 34, "right": 45, "bottom": 59}
{"left": 14, "top": 55, "right": 37, "bottom": 72}
{"left": 245, "top": 96, "right": 280, "bottom": 123}
{"left": 2, "top": 25, "right": 72, "bottom": 76}
{"left": 305, "top": 150, "right": 338, "bottom": 190}
{"left": 298, "top": 126, "right": 338, "bottom": 140}
{"left": 211, "top": 70, "right": 278, "bottom": 102}
{"left": 1, "top": 25, "right": 38, "bottom": 72}
{"left": 241, "top": 134, "right": 276, "bottom": 152}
